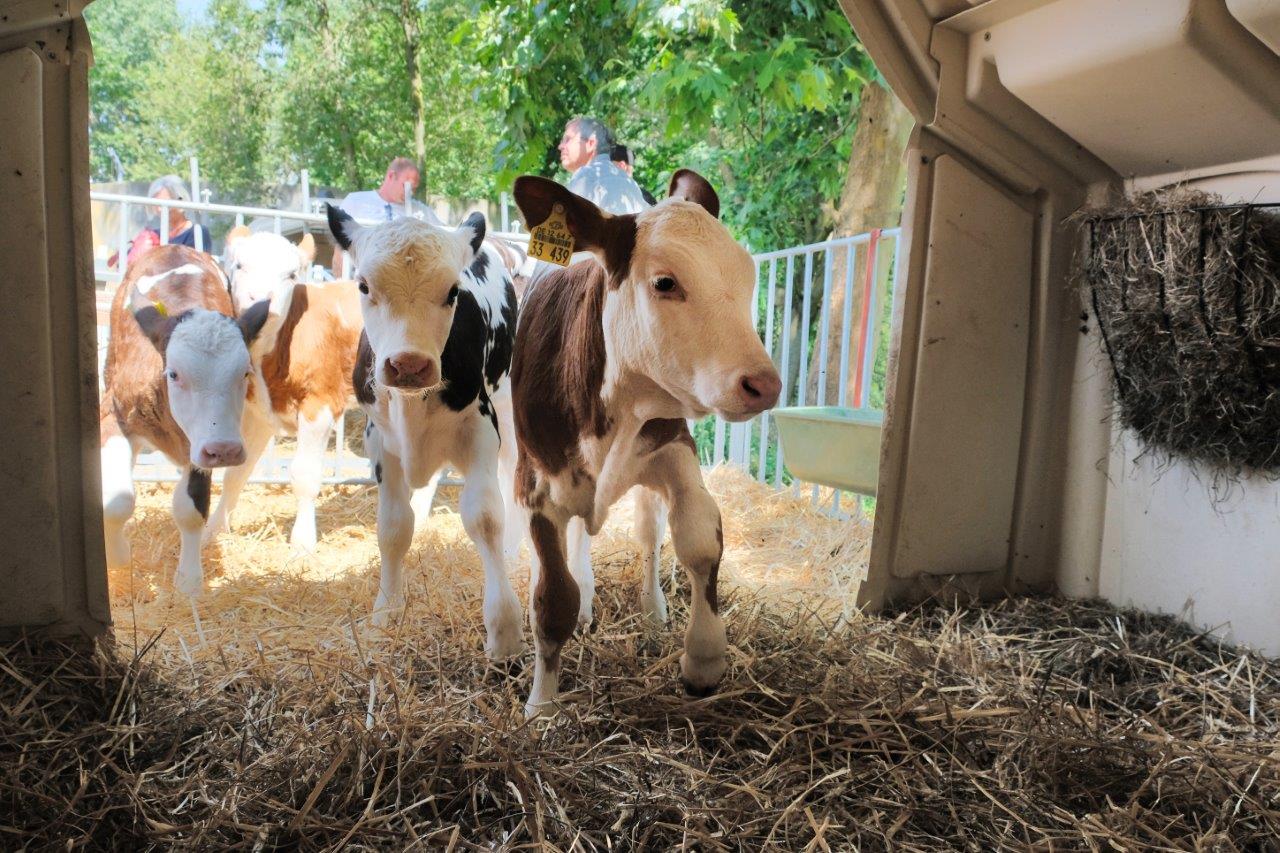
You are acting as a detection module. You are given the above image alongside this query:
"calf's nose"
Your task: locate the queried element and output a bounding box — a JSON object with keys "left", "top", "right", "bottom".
{"left": 738, "top": 368, "right": 782, "bottom": 413}
{"left": 198, "top": 440, "right": 246, "bottom": 468}
{"left": 384, "top": 352, "right": 438, "bottom": 389}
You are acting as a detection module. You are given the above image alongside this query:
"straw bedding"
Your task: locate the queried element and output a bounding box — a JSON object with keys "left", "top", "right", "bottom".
{"left": 4, "top": 468, "right": 1280, "bottom": 849}
{"left": 1077, "top": 192, "right": 1280, "bottom": 473}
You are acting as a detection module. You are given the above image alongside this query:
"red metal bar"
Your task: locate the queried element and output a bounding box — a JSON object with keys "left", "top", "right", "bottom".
{"left": 850, "top": 228, "right": 882, "bottom": 408}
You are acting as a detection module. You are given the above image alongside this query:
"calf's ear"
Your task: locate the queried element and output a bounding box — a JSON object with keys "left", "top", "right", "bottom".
{"left": 667, "top": 169, "right": 720, "bottom": 219}
{"left": 457, "top": 211, "right": 486, "bottom": 257}
{"left": 326, "top": 203, "right": 359, "bottom": 253}
{"left": 512, "top": 176, "right": 635, "bottom": 277}
{"left": 237, "top": 298, "right": 272, "bottom": 347}
{"left": 296, "top": 232, "right": 317, "bottom": 266}
{"left": 132, "top": 305, "right": 179, "bottom": 353}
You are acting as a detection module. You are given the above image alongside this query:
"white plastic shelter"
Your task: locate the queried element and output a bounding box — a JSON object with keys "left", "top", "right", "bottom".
{"left": 843, "top": 0, "right": 1280, "bottom": 652}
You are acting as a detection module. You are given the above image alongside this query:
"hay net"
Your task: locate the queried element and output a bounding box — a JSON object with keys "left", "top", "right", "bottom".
{"left": 1075, "top": 191, "right": 1280, "bottom": 472}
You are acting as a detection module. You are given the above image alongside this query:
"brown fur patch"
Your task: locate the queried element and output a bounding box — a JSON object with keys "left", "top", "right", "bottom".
{"left": 529, "top": 513, "right": 580, "bottom": 646}
{"left": 259, "top": 281, "right": 362, "bottom": 421}
{"left": 511, "top": 261, "right": 614, "bottom": 476}
{"left": 102, "top": 246, "right": 234, "bottom": 464}
{"left": 707, "top": 522, "right": 724, "bottom": 614}
{"left": 639, "top": 418, "right": 697, "bottom": 455}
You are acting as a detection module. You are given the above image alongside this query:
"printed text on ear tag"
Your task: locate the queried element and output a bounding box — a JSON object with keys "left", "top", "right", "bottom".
{"left": 528, "top": 203, "right": 573, "bottom": 267}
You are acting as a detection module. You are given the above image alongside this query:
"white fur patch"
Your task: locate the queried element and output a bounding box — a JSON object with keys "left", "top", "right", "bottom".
{"left": 135, "top": 263, "right": 205, "bottom": 295}
{"left": 465, "top": 244, "right": 514, "bottom": 331}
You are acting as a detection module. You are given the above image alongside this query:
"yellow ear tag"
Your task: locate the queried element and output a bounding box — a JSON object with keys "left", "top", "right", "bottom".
{"left": 527, "top": 202, "right": 574, "bottom": 267}
{"left": 152, "top": 300, "right": 169, "bottom": 317}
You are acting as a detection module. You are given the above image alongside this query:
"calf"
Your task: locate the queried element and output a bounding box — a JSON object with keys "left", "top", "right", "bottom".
{"left": 326, "top": 205, "right": 524, "bottom": 658}
{"left": 203, "top": 229, "right": 363, "bottom": 551}
{"left": 511, "top": 170, "right": 781, "bottom": 716}
{"left": 100, "top": 245, "right": 270, "bottom": 595}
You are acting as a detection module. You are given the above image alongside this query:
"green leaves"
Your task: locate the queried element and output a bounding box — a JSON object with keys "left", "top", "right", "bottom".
{"left": 86, "top": 0, "right": 877, "bottom": 250}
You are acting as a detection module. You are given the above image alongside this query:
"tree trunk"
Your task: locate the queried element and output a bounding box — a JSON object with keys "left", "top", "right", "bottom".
{"left": 804, "top": 80, "right": 913, "bottom": 407}
{"left": 399, "top": 0, "right": 427, "bottom": 173}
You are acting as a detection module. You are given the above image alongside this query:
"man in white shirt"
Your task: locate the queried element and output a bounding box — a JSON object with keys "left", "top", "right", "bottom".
{"left": 558, "top": 117, "right": 649, "bottom": 215}
{"left": 339, "top": 157, "right": 444, "bottom": 225}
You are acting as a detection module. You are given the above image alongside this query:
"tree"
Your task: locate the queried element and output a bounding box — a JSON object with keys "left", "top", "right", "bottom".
{"left": 464, "top": 0, "right": 874, "bottom": 250}
{"left": 84, "top": 0, "right": 185, "bottom": 182}
{"left": 807, "top": 78, "right": 912, "bottom": 404}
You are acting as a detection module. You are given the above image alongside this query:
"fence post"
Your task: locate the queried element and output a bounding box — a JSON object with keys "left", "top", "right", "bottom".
{"left": 758, "top": 258, "right": 779, "bottom": 482}
{"left": 775, "top": 254, "right": 796, "bottom": 487}
{"left": 116, "top": 201, "right": 130, "bottom": 281}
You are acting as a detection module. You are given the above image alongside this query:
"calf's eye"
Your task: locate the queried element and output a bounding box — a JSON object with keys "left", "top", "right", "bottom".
{"left": 446, "top": 284, "right": 460, "bottom": 306}
{"left": 167, "top": 370, "right": 178, "bottom": 381}
{"left": 653, "top": 276, "right": 678, "bottom": 294}
{"left": 358, "top": 279, "right": 369, "bottom": 295}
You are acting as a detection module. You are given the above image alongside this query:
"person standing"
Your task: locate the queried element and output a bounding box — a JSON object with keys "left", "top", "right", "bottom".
{"left": 149, "top": 174, "right": 212, "bottom": 252}
{"left": 610, "top": 144, "right": 658, "bottom": 206}
{"left": 557, "top": 116, "right": 649, "bottom": 215}
{"left": 339, "top": 157, "right": 443, "bottom": 225}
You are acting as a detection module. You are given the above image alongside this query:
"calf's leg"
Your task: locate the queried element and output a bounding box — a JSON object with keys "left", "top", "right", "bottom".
{"left": 634, "top": 486, "right": 669, "bottom": 625}
{"left": 526, "top": 508, "right": 580, "bottom": 718}
{"left": 650, "top": 449, "right": 727, "bottom": 696}
{"left": 456, "top": 422, "right": 524, "bottom": 660}
{"left": 100, "top": 433, "right": 136, "bottom": 571}
{"left": 289, "top": 406, "right": 335, "bottom": 551}
{"left": 172, "top": 466, "right": 212, "bottom": 598}
{"left": 369, "top": 428, "right": 414, "bottom": 626}
{"left": 566, "top": 516, "right": 594, "bottom": 629}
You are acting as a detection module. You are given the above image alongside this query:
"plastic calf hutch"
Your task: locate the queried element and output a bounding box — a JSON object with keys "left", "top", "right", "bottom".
{"left": 841, "top": 0, "right": 1280, "bottom": 653}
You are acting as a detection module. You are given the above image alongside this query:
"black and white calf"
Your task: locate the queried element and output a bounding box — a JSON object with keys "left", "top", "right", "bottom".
{"left": 326, "top": 205, "right": 524, "bottom": 657}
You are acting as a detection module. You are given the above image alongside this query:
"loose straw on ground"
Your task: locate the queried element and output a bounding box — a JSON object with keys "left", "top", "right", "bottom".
{"left": 3, "top": 468, "right": 1278, "bottom": 849}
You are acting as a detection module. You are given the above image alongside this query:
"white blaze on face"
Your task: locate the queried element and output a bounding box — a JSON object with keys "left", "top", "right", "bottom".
{"left": 225, "top": 231, "right": 312, "bottom": 315}
{"left": 342, "top": 218, "right": 480, "bottom": 392}
{"left": 164, "top": 310, "right": 253, "bottom": 467}
{"left": 607, "top": 200, "right": 780, "bottom": 422}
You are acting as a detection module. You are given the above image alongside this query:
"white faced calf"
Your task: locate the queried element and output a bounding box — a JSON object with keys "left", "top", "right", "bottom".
{"left": 511, "top": 170, "right": 780, "bottom": 716}
{"left": 200, "top": 228, "right": 366, "bottom": 554}
{"left": 326, "top": 205, "right": 524, "bottom": 657}
{"left": 99, "top": 246, "right": 270, "bottom": 596}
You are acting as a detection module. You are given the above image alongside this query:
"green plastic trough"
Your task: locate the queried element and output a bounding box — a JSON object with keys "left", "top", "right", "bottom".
{"left": 772, "top": 406, "right": 884, "bottom": 495}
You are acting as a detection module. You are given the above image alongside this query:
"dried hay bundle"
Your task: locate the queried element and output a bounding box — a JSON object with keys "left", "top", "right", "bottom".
{"left": 1076, "top": 192, "right": 1280, "bottom": 472}
{"left": 4, "top": 470, "right": 1280, "bottom": 849}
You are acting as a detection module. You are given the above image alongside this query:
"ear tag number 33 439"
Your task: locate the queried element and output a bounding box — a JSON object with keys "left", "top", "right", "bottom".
{"left": 528, "top": 203, "right": 574, "bottom": 267}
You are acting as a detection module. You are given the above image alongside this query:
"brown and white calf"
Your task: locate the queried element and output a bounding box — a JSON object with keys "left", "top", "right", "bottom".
{"left": 326, "top": 205, "right": 524, "bottom": 654}
{"left": 100, "top": 245, "right": 270, "bottom": 595}
{"left": 511, "top": 170, "right": 781, "bottom": 716}
{"left": 202, "top": 228, "right": 364, "bottom": 552}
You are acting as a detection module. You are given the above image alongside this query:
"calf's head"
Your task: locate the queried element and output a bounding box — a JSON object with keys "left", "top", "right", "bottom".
{"left": 513, "top": 170, "right": 780, "bottom": 421}
{"left": 223, "top": 228, "right": 315, "bottom": 315}
{"left": 326, "top": 205, "right": 485, "bottom": 392}
{"left": 132, "top": 298, "right": 272, "bottom": 467}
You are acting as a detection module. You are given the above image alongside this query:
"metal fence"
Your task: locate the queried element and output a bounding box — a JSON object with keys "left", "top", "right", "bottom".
{"left": 92, "top": 189, "right": 899, "bottom": 500}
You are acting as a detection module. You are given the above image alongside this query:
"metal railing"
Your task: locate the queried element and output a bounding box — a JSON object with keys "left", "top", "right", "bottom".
{"left": 92, "top": 190, "right": 899, "bottom": 500}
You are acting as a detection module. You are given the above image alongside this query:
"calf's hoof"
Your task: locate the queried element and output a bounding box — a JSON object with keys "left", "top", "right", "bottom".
{"left": 371, "top": 593, "right": 406, "bottom": 629}
{"left": 524, "top": 699, "right": 559, "bottom": 720}
{"left": 173, "top": 570, "right": 203, "bottom": 599}
{"left": 679, "top": 652, "right": 726, "bottom": 697}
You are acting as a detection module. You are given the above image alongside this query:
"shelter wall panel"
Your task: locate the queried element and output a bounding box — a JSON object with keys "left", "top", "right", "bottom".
{"left": 0, "top": 47, "right": 63, "bottom": 626}
{"left": 892, "top": 154, "right": 1032, "bottom": 578}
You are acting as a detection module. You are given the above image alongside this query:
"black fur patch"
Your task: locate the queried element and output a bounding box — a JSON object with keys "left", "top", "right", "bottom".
{"left": 187, "top": 468, "right": 211, "bottom": 519}
{"left": 374, "top": 462, "right": 382, "bottom": 484}
{"left": 439, "top": 276, "right": 517, "bottom": 413}
{"left": 352, "top": 331, "right": 376, "bottom": 406}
